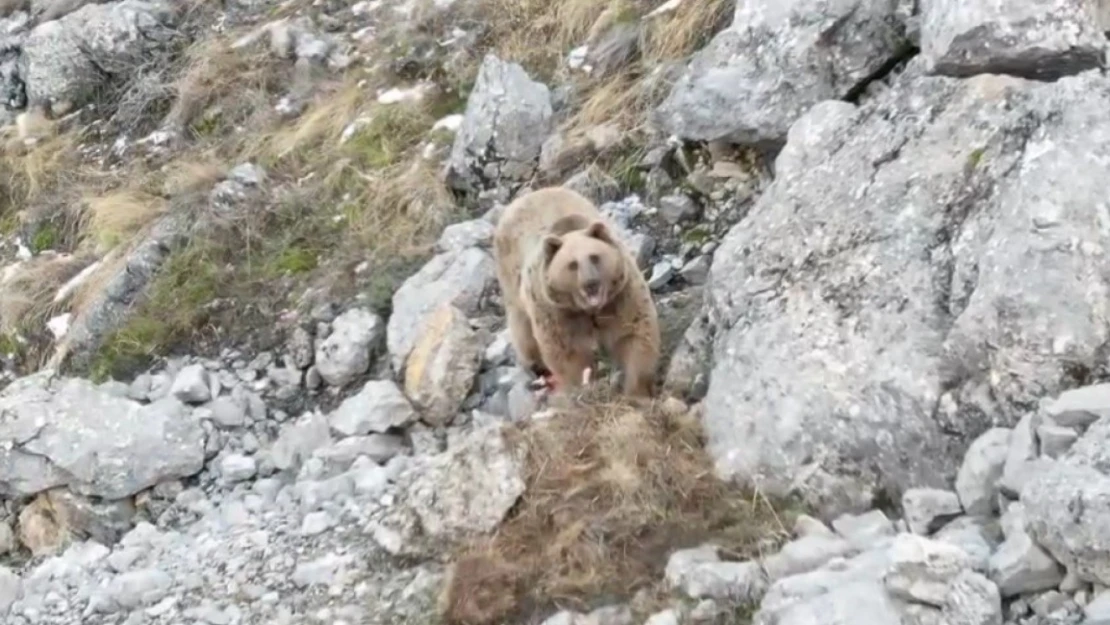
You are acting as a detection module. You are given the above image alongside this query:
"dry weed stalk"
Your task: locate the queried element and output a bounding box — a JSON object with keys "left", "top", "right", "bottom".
{"left": 440, "top": 386, "right": 794, "bottom": 625}
{"left": 0, "top": 254, "right": 89, "bottom": 334}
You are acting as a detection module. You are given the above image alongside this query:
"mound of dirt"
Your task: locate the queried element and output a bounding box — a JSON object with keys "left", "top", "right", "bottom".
{"left": 439, "top": 388, "right": 795, "bottom": 625}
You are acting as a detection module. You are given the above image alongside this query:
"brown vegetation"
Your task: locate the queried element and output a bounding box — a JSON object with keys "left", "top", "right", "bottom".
{"left": 439, "top": 388, "right": 794, "bottom": 625}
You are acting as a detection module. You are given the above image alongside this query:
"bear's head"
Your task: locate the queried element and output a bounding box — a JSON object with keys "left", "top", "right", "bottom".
{"left": 542, "top": 219, "right": 627, "bottom": 312}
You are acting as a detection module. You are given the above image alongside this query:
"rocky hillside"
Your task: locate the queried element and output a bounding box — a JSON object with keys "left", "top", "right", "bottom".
{"left": 0, "top": 0, "right": 1110, "bottom": 623}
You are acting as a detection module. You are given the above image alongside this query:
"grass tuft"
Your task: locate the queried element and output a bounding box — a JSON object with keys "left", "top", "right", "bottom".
{"left": 81, "top": 189, "right": 169, "bottom": 253}
{"left": 440, "top": 387, "right": 796, "bottom": 625}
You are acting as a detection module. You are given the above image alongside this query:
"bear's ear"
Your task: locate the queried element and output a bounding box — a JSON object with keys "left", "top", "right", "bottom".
{"left": 542, "top": 235, "right": 563, "bottom": 264}
{"left": 585, "top": 220, "right": 614, "bottom": 244}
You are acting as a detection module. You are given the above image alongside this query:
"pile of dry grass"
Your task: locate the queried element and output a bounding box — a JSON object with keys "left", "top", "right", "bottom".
{"left": 439, "top": 387, "right": 793, "bottom": 625}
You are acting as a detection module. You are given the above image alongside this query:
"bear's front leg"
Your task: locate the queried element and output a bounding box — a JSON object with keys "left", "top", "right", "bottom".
{"left": 609, "top": 333, "right": 660, "bottom": 398}
{"left": 506, "top": 305, "right": 547, "bottom": 375}
{"left": 532, "top": 321, "right": 595, "bottom": 393}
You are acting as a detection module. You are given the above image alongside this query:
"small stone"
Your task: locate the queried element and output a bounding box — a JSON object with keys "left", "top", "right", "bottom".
{"left": 665, "top": 544, "right": 720, "bottom": 587}
{"left": 763, "top": 533, "right": 855, "bottom": 580}
{"left": 18, "top": 496, "right": 65, "bottom": 556}
{"left": 1059, "top": 567, "right": 1083, "bottom": 593}
{"left": 625, "top": 232, "right": 655, "bottom": 269}
{"left": 436, "top": 219, "right": 495, "bottom": 255}
{"left": 0, "top": 521, "right": 14, "bottom": 555}
{"left": 506, "top": 383, "right": 539, "bottom": 422}
{"left": 128, "top": 374, "right": 152, "bottom": 401}
{"left": 644, "top": 609, "right": 679, "bottom": 625}
{"left": 793, "top": 514, "right": 834, "bottom": 537}
{"left": 988, "top": 524, "right": 1063, "bottom": 597}
{"left": 679, "top": 255, "right": 711, "bottom": 285}
{"left": 315, "top": 308, "right": 384, "bottom": 387}
{"left": 942, "top": 569, "right": 1003, "bottom": 625}
{"left": 108, "top": 568, "right": 173, "bottom": 609}
{"left": 0, "top": 566, "right": 20, "bottom": 614}
{"left": 328, "top": 380, "right": 418, "bottom": 436}
{"left": 314, "top": 434, "right": 405, "bottom": 466}
{"left": 300, "top": 511, "right": 334, "bottom": 536}
{"left": 208, "top": 396, "right": 248, "bottom": 429}
{"left": 1086, "top": 590, "right": 1110, "bottom": 622}
{"left": 659, "top": 194, "right": 700, "bottom": 224}
{"left": 586, "top": 604, "right": 633, "bottom": 625}
{"left": 884, "top": 533, "right": 975, "bottom": 607}
{"left": 956, "top": 427, "right": 1011, "bottom": 517}
{"left": 831, "top": 509, "right": 895, "bottom": 551}
{"left": 1043, "top": 383, "right": 1110, "bottom": 428}
{"left": 288, "top": 326, "right": 315, "bottom": 369}
{"left": 484, "top": 330, "right": 514, "bottom": 367}
{"left": 680, "top": 560, "right": 766, "bottom": 602}
{"left": 170, "top": 364, "right": 212, "bottom": 404}
{"left": 1030, "top": 590, "right": 1069, "bottom": 618}
{"left": 903, "top": 488, "right": 963, "bottom": 535}
{"left": 648, "top": 260, "right": 675, "bottom": 290}
{"left": 1000, "top": 412, "right": 1040, "bottom": 497}
{"left": 1036, "top": 423, "right": 1078, "bottom": 459}
{"left": 933, "top": 516, "right": 999, "bottom": 573}
{"left": 292, "top": 553, "right": 350, "bottom": 588}
{"left": 219, "top": 454, "right": 257, "bottom": 482}
{"left": 351, "top": 462, "right": 390, "bottom": 496}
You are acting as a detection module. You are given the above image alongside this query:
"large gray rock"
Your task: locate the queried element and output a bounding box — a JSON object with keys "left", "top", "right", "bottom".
{"left": 763, "top": 534, "right": 856, "bottom": 581}
{"left": 903, "top": 488, "right": 963, "bottom": 535}
{"left": 169, "top": 364, "right": 211, "bottom": 404}
{"left": 754, "top": 545, "right": 904, "bottom": 625}
{"left": 314, "top": 308, "right": 383, "bottom": 387}
{"left": 0, "top": 372, "right": 205, "bottom": 499}
{"left": 955, "top": 427, "right": 1011, "bottom": 516}
{"left": 21, "top": 0, "right": 180, "bottom": 110}
{"left": 702, "top": 69, "right": 1110, "bottom": 517}
{"left": 1023, "top": 460, "right": 1110, "bottom": 586}
{"left": 403, "top": 304, "right": 483, "bottom": 427}
{"left": 386, "top": 247, "right": 495, "bottom": 373}
{"left": 933, "top": 517, "right": 1001, "bottom": 573}
{"left": 665, "top": 546, "right": 768, "bottom": 602}
{"left": 883, "top": 533, "right": 975, "bottom": 606}
{"left": 831, "top": 509, "right": 896, "bottom": 551}
{"left": 396, "top": 425, "right": 525, "bottom": 543}
{"left": 1044, "top": 383, "right": 1110, "bottom": 427}
{"left": 1061, "top": 415, "right": 1110, "bottom": 471}
{"left": 0, "top": 566, "right": 18, "bottom": 615}
{"left": 654, "top": 0, "right": 911, "bottom": 146}
{"left": 1000, "top": 412, "right": 1040, "bottom": 498}
{"left": 919, "top": 0, "right": 1106, "bottom": 80}
{"left": 327, "top": 380, "right": 417, "bottom": 437}
{"left": 445, "top": 54, "right": 552, "bottom": 196}
{"left": 942, "top": 570, "right": 1003, "bottom": 625}
{"left": 989, "top": 498, "right": 1064, "bottom": 596}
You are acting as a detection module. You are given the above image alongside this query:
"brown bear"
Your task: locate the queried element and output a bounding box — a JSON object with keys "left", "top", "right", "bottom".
{"left": 493, "top": 186, "right": 661, "bottom": 397}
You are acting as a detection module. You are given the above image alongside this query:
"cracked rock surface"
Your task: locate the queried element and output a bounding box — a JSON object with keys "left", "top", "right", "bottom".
{"left": 702, "top": 69, "right": 1110, "bottom": 518}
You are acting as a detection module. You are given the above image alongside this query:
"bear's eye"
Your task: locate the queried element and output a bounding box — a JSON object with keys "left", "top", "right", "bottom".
{"left": 588, "top": 253, "right": 600, "bottom": 265}
{"left": 568, "top": 260, "right": 578, "bottom": 271}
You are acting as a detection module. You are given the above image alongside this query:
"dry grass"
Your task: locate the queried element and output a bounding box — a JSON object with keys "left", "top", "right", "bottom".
{"left": 0, "top": 131, "right": 78, "bottom": 212}
{"left": 0, "top": 254, "right": 89, "bottom": 335}
{"left": 163, "top": 36, "right": 289, "bottom": 137}
{"left": 467, "top": 0, "right": 733, "bottom": 140}
{"left": 80, "top": 189, "right": 169, "bottom": 253}
{"left": 440, "top": 388, "right": 795, "bottom": 625}
{"left": 7, "top": 0, "right": 732, "bottom": 376}
{"left": 641, "top": 0, "right": 733, "bottom": 62}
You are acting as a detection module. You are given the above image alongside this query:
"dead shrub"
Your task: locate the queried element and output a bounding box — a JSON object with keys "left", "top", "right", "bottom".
{"left": 441, "top": 386, "right": 794, "bottom": 625}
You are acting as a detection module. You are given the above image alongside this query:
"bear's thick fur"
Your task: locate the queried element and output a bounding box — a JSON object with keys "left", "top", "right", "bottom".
{"left": 493, "top": 186, "right": 661, "bottom": 397}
